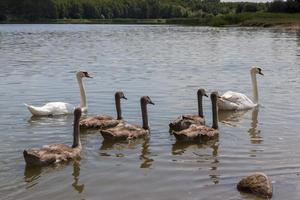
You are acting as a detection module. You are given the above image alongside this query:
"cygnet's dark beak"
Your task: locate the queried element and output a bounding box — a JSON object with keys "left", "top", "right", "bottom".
{"left": 259, "top": 71, "right": 264, "bottom": 76}
{"left": 122, "top": 96, "right": 128, "bottom": 100}
{"left": 149, "top": 100, "right": 155, "bottom": 105}
{"left": 204, "top": 93, "right": 208, "bottom": 97}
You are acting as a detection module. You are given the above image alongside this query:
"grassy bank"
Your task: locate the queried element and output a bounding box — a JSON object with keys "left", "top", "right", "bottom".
{"left": 211, "top": 12, "right": 300, "bottom": 27}
{"left": 2, "top": 13, "right": 300, "bottom": 27}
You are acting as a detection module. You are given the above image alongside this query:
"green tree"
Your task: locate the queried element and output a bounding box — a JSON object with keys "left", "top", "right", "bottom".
{"left": 69, "top": 0, "right": 83, "bottom": 19}
{"left": 243, "top": 3, "right": 258, "bottom": 12}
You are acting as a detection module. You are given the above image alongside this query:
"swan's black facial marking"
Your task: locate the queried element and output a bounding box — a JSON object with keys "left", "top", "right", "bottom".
{"left": 257, "top": 68, "right": 264, "bottom": 76}
{"left": 83, "top": 71, "right": 92, "bottom": 78}
{"left": 122, "top": 94, "right": 127, "bottom": 100}
{"left": 147, "top": 96, "right": 155, "bottom": 105}
{"left": 116, "top": 91, "right": 127, "bottom": 100}
{"left": 141, "top": 96, "right": 154, "bottom": 105}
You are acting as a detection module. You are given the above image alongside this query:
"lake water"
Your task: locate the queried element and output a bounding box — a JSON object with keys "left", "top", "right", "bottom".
{"left": 0, "top": 24, "right": 299, "bottom": 200}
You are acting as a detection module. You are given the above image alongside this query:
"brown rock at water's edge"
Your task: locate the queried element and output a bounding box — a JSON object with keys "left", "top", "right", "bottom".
{"left": 237, "top": 172, "right": 273, "bottom": 198}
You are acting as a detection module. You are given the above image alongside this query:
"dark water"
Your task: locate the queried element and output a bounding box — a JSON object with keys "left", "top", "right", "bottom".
{"left": 0, "top": 24, "right": 299, "bottom": 200}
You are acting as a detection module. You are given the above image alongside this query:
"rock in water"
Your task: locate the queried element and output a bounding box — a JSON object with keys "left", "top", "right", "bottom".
{"left": 237, "top": 172, "right": 273, "bottom": 198}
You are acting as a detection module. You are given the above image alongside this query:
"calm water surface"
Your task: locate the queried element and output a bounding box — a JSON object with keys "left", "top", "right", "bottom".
{"left": 0, "top": 24, "right": 299, "bottom": 200}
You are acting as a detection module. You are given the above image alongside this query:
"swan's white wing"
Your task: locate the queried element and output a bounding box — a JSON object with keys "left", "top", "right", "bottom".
{"left": 222, "top": 91, "right": 252, "bottom": 103}
{"left": 25, "top": 102, "right": 75, "bottom": 116}
{"left": 44, "top": 102, "right": 75, "bottom": 115}
{"left": 219, "top": 91, "right": 256, "bottom": 110}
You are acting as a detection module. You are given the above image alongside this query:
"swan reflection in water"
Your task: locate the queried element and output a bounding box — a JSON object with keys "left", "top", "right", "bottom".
{"left": 27, "top": 114, "right": 74, "bottom": 127}
{"left": 24, "top": 165, "right": 42, "bottom": 188}
{"left": 218, "top": 109, "right": 249, "bottom": 127}
{"left": 247, "top": 108, "right": 262, "bottom": 144}
{"left": 71, "top": 161, "right": 84, "bottom": 193}
{"left": 219, "top": 107, "right": 262, "bottom": 143}
{"left": 172, "top": 138, "right": 220, "bottom": 184}
{"left": 24, "top": 160, "right": 84, "bottom": 193}
{"left": 99, "top": 138, "right": 153, "bottom": 168}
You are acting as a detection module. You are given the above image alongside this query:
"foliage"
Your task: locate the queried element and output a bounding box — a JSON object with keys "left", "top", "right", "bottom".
{"left": 268, "top": 0, "right": 300, "bottom": 13}
{"left": 0, "top": 0, "right": 299, "bottom": 22}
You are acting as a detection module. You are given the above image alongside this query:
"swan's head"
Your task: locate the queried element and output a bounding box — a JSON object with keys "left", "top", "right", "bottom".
{"left": 115, "top": 91, "right": 127, "bottom": 100}
{"left": 141, "top": 96, "right": 155, "bottom": 105}
{"left": 74, "top": 107, "right": 82, "bottom": 119}
{"left": 251, "top": 67, "right": 264, "bottom": 76}
{"left": 197, "top": 88, "right": 208, "bottom": 97}
{"left": 211, "top": 91, "right": 221, "bottom": 102}
{"left": 77, "top": 71, "right": 92, "bottom": 78}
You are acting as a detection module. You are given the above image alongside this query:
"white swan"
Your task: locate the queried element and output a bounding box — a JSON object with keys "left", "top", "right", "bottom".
{"left": 218, "top": 67, "right": 263, "bottom": 110}
{"left": 25, "top": 71, "right": 92, "bottom": 116}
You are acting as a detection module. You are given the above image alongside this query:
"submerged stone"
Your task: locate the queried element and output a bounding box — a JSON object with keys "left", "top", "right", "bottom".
{"left": 237, "top": 172, "right": 273, "bottom": 198}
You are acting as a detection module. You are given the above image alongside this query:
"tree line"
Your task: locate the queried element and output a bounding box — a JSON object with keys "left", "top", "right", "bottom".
{"left": 0, "top": 0, "right": 299, "bottom": 21}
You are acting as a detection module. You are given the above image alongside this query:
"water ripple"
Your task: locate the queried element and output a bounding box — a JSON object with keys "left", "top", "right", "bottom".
{"left": 0, "top": 24, "right": 299, "bottom": 200}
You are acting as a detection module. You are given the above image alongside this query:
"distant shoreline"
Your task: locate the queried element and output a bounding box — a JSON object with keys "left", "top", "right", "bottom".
{"left": 1, "top": 13, "right": 300, "bottom": 28}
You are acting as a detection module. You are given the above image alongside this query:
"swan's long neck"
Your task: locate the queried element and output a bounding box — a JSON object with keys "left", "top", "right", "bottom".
{"left": 141, "top": 100, "right": 149, "bottom": 130}
{"left": 251, "top": 71, "right": 259, "bottom": 104}
{"left": 212, "top": 97, "right": 218, "bottom": 129}
{"left": 77, "top": 75, "right": 87, "bottom": 108}
{"left": 197, "top": 93, "right": 204, "bottom": 118}
{"left": 72, "top": 113, "right": 81, "bottom": 148}
{"left": 115, "top": 95, "right": 122, "bottom": 120}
